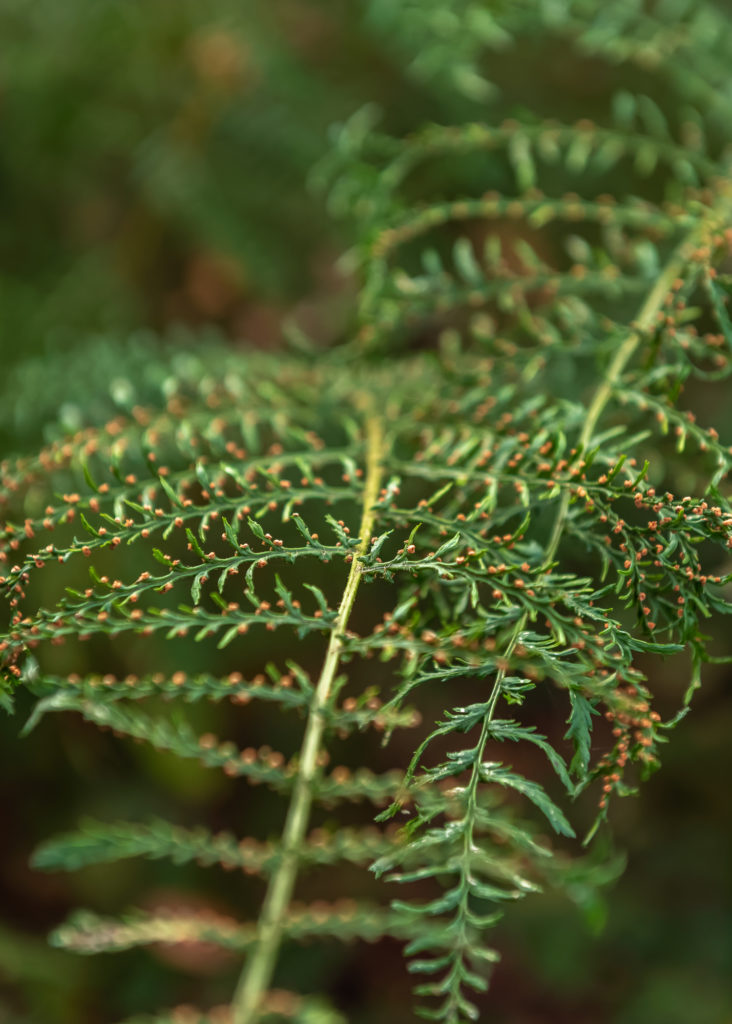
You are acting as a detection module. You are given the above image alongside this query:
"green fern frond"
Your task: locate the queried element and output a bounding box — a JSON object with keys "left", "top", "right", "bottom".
{"left": 33, "top": 819, "right": 400, "bottom": 875}
{"left": 117, "top": 992, "right": 345, "bottom": 1024}
{"left": 51, "top": 903, "right": 421, "bottom": 956}
{"left": 3, "top": 332, "right": 731, "bottom": 1018}
{"left": 25, "top": 669, "right": 418, "bottom": 732}
{"left": 4, "top": 2, "right": 732, "bottom": 1021}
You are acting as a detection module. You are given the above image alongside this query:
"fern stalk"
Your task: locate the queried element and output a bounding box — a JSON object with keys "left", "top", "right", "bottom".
{"left": 232, "top": 412, "right": 385, "bottom": 1023}
{"left": 544, "top": 214, "right": 717, "bottom": 560}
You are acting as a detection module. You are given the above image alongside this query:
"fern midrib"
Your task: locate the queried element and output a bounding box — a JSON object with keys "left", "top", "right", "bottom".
{"left": 543, "top": 225, "right": 705, "bottom": 561}
{"left": 232, "top": 412, "right": 385, "bottom": 1024}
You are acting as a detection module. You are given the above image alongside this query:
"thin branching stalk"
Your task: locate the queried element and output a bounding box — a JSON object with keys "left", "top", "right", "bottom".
{"left": 232, "top": 413, "right": 386, "bottom": 1023}
{"left": 544, "top": 220, "right": 717, "bottom": 561}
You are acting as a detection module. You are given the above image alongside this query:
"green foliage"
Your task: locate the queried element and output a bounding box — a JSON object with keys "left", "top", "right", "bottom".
{"left": 2, "top": 2, "right": 732, "bottom": 1023}
{"left": 1, "top": 3, "right": 327, "bottom": 314}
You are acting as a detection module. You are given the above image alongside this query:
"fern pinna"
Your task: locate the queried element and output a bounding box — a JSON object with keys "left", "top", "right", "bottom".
{"left": 3, "top": 3, "right": 732, "bottom": 1022}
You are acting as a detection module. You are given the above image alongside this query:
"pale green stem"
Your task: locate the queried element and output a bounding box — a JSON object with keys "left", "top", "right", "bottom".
{"left": 544, "top": 231, "right": 700, "bottom": 563}
{"left": 231, "top": 414, "right": 385, "bottom": 1023}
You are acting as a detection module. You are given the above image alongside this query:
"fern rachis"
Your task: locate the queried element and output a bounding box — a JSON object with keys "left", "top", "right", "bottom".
{"left": 232, "top": 412, "right": 385, "bottom": 1021}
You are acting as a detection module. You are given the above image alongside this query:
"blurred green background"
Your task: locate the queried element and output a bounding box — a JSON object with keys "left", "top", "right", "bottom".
{"left": 1, "top": 3, "right": 730, "bottom": 1022}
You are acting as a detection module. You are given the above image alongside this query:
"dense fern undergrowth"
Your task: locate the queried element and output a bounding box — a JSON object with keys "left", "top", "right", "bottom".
{"left": 3, "top": 2, "right": 732, "bottom": 1022}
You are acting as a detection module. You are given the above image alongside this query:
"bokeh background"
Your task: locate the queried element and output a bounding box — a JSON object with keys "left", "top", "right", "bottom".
{"left": 1, "top": 3, "right": 730, "bottom": 1022}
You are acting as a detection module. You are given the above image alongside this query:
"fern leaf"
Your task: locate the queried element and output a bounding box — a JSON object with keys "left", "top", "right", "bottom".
{"left": 4, "top": 4, "right": 732, "bottom": 1021}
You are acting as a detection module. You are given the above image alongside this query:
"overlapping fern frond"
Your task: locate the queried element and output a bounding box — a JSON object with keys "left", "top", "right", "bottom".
{"left": 3, "top": 2, "right": 732, "bottom": 1022}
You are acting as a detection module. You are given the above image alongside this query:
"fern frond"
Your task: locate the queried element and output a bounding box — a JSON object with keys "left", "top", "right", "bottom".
{"left": 5, "top": 3, "right": 732, "bottom": 1021}
{"left": 51, "top": 903, "right": 420, "bottom": 956}
{"left": 22, "top": 694, "right": 403, "bottom": 804}
{"left": 117, "top": 991, "right": 344, "bottom": 1024}
{"left": 25, "top": 670, "right": 418, "bottom": 733}
{"left": 33, "top": 819, "right": 400, "bottom": 875}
